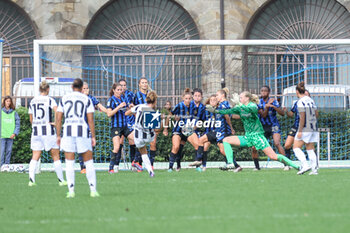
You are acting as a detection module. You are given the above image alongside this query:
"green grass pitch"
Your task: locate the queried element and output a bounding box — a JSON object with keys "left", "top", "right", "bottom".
{"left": 1, "top": 168, "right": 350, "bottom": 233}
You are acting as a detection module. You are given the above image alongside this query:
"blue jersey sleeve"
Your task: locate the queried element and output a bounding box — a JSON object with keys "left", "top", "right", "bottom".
{"left": 133, "top": 94, "right": 139, "bottom": 105}
{"left": 107, "top": 97, "right": 115, "bottom": 109}
{"left": 89, "top": 95, "right": 100, "bottom": 107}
{"left": 291, "top": 101, "right": 298, "bottom": 113}
{"left": 272, "top": 99, "right": 280, "bottom": 108}
{"left": 199, "top": 104, "right": 207, "bottom": 121}
{"left": 171, "top": 103, "right": 181, "bottom": 115}
{"left": 257, "top": 99, "right": 264, "bottom": 110}
{"left": 127, "top": 91, "right": 135, "bottom": 104}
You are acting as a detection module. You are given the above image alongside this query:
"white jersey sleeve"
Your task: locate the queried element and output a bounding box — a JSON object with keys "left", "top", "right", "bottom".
{"left": 86, "top": 98, "right": 94, "bottom": 114}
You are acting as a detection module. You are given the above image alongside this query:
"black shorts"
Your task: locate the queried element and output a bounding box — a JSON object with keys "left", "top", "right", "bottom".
{"left": 263, "top": 125, "right": 281, "bottom": 138}
{"left": 173, "top": 131, "right": 188, "bottom": 142}
{"left": 207, "top": 131, "right": 219, "bottom": 144}
{"left": 111, "top": 126, "right": 132, "bottom": 138}
{"left": 287, "top": 126, "right": 297, "bottom": 137}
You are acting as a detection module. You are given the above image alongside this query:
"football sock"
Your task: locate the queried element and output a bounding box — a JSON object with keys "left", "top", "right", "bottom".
{"left": 293, "top": 148, "right": 308, "bottom": 167}
{"left": 285, "top": 148, "right": 291, "bottom": 159}
{"left": 65, "top": 159, "right": 75, "bottom": 193}
{"left": 29, "top": 159, "right": 38, "bottom": 183}
{"left": 116, "top": 144, "right": 123, "bottom": 164}
{"left": 223, "top": 142, "right": 234, "bottom": 164}
{"left": 141, "top": 154, "right": 153, "bottom": 174}
{"left": 253, "top": 158, "right": 260, "bottom": 169}
{"left": 178, "top": 144, "right": 184, "bottom": 159}
{"left": 277, "top": 154, "right": 299, "bottom": 170}
{"left": 130, "top": 144, "right": 136, "bottom": 162}
{"left": 149, "top": 150, "right": 156, "bottom": 166}
{"left": 85, "top": 160, "right": 97, "bottom": 192}
{"left": 196, "top": 146, "right": 204, "bottom": 161}
{"left": 78, "top": 155, "right": 85, "bottom": 170}
{"left": 135, "top": 151, "right": 142, "bottom": 165}
{"left": 53, "top": 160, "right": 64, "bottom": 182}
{"left": 202, "top": 151, "right": 208, "bottom": 167}
{"left": 307, "top": 150, "right": 317, "bottom": 171}
{"left": 115, "top": 151, "right": 121, "bottom": 166}
{"left": 169, "top": 152, "right": 175, "bottom": 169}
{"left": 109, "top": 151, "right": 116, "bottom": 170}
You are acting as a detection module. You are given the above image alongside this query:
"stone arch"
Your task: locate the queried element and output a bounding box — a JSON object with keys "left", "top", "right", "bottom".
{"left": 0, "top": 0, "right": 39, "bottom": 95}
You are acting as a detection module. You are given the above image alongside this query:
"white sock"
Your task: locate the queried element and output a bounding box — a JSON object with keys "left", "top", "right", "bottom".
{"left": 53, "top": 160, "right": 65, "bottom": 182}
{"left": 29, "top": 159, "right": 38, "bottom": 183}
{"left": 141, "top": 154, "right": 153, "bottom": 174}
{"left": 307, "top": 150, "right": 317, "bottom": 171}
{"left": 293, "top": 148, "right": 308, "bottom": 167}
{"left": 65, "top": 159, "right": 75, "bottom": 193}
{"left": 85, "top": 160, "right": 97, "bottom": 192}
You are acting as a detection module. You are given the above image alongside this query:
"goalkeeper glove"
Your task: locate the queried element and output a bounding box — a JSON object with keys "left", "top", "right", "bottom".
{"left": 230, "top": 93, "right": 240, "bottom": 106}
{"left": 206, "top": 105, "right": 217, "bottom": 113}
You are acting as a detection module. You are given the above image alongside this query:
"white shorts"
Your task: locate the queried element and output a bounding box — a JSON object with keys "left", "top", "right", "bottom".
{"left": 31, "top": 135, "right": 59, "bottom": 151}
{"left": 295, "top": 131, "right": 319, "bottom": 143}
{"left": 134, "top": 134, "right": 155, "bottom": 149}
{"left": 60, "top": 136, "right": 92, "bottom": 153}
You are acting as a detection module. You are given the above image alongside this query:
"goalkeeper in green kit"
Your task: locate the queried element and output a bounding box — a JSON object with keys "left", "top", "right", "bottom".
{"left": 206, "top": 91, "right": 300, "bottom": 171}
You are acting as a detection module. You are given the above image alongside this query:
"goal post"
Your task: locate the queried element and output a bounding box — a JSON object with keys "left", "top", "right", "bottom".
{"left": 31, "top": 39, "right": 350, "bottom": 167}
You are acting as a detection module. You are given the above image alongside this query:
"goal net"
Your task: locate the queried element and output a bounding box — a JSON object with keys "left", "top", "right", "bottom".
{"left": 31, "top": 39, "right": 350, "bottom": 168}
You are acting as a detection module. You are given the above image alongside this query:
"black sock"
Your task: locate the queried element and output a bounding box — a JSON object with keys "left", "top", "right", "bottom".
{"left": 150, "top": 150, "right": 156, "bottom": 166}
{"left": 130, "top": 145, "right": 136, "bottom": 162}
{"left": 202, "top": 151, "right": 208, "bottom": 167}
{"left": 116, "top": 145, "right": 123, "bottom": 165}
{"left": 109, "top": 151, "right": 116, "bottom": 170}
{"left": 169, "top": 152, "right": 176, "bottom": 169}
{"left": 78, "top": 155, "right": 85, "bottom": 169}
{"left": 176, "top": 144, "right": 184, "bottom": 168}
{"left": 233, "top": 160, "right": 240, "bottom": 168}
{"left": 253, "top": 158, "right": 260, "bottom": 170}
{"left": 285, "top": 149, "right": 291, "bottom": 159}
{"left": 178, "top": 144, "right": 184, "bottom": 158}
{"left": 115, "top": 152, "right": 121, "bottom": 166}
{"left": 136, "top": 151, "right": 142, "bottom": 165}
{"left": 196, "top": 146, "right": 204, "bottom": 161}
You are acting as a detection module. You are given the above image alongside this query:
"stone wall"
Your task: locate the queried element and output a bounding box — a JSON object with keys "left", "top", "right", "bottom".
{"left": 9, "top": 0, "right": 350, "bottom": 96}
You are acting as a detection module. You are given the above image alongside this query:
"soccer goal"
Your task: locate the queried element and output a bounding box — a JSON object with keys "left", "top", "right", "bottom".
{"left": 32, "top": 39, "right": 350, "bottom": 168}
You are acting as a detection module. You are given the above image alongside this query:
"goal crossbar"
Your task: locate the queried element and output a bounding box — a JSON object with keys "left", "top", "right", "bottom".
{"left": 33, "top": 38, "right": 350, "bottom": 96}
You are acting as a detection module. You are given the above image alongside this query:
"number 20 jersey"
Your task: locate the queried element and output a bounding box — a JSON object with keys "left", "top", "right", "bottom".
{"left": 57, "top": 91, "right": 95, "bottom": 138}
{"left": 28, "top": 95, "right": 57, "bottom": 136}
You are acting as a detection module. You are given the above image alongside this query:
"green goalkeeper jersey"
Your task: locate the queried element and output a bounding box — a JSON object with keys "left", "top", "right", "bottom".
{"left": 217, "top": 102, "right": 264, "bottom": 136}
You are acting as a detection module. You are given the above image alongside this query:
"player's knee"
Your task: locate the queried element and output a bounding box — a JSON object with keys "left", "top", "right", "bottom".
{"left": 171, "top": 145, "right": 180, "bottom": 153}
{"left": 273, "top": 141, "right": 281, "bottom": 147}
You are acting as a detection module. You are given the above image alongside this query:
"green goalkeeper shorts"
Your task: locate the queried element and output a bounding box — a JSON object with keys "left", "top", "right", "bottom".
{"left": 238, "top": 133, "right": 270, "bottom": 150}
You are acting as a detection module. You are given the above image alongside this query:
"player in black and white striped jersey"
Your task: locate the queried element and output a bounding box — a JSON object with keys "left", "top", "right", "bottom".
{"left": 293, "top": 82, "right": 319, "bottom": 175}
{"left": 125, "top": 91, "right": 158, "bottom": 177}
{"left": 28, "top": 81, "right": 66, "bottom": 187}
{"left": 56, "top": 78, "right": 99, "bottom": 198}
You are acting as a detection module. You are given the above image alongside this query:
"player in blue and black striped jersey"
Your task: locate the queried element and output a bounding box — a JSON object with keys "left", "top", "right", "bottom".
{"left": 168, "top": 88, "right": 198, "bottom": 172}
{"left": 118, "top": 79, "right": 137, "bottom": 169}
{"left": 106, "top": 83, "right": 134, "bottom": 173}
{"left": 189, "top": 88, "right": 206, "bottom": 158}
{"left": 283, "top": 90, "right": 310, "bottom": 164}
{"left": 190, "top": 89, "right": 241, "bottom": 171}
{"left": 252, "top": 86, "right": 286, "bottom": 171}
